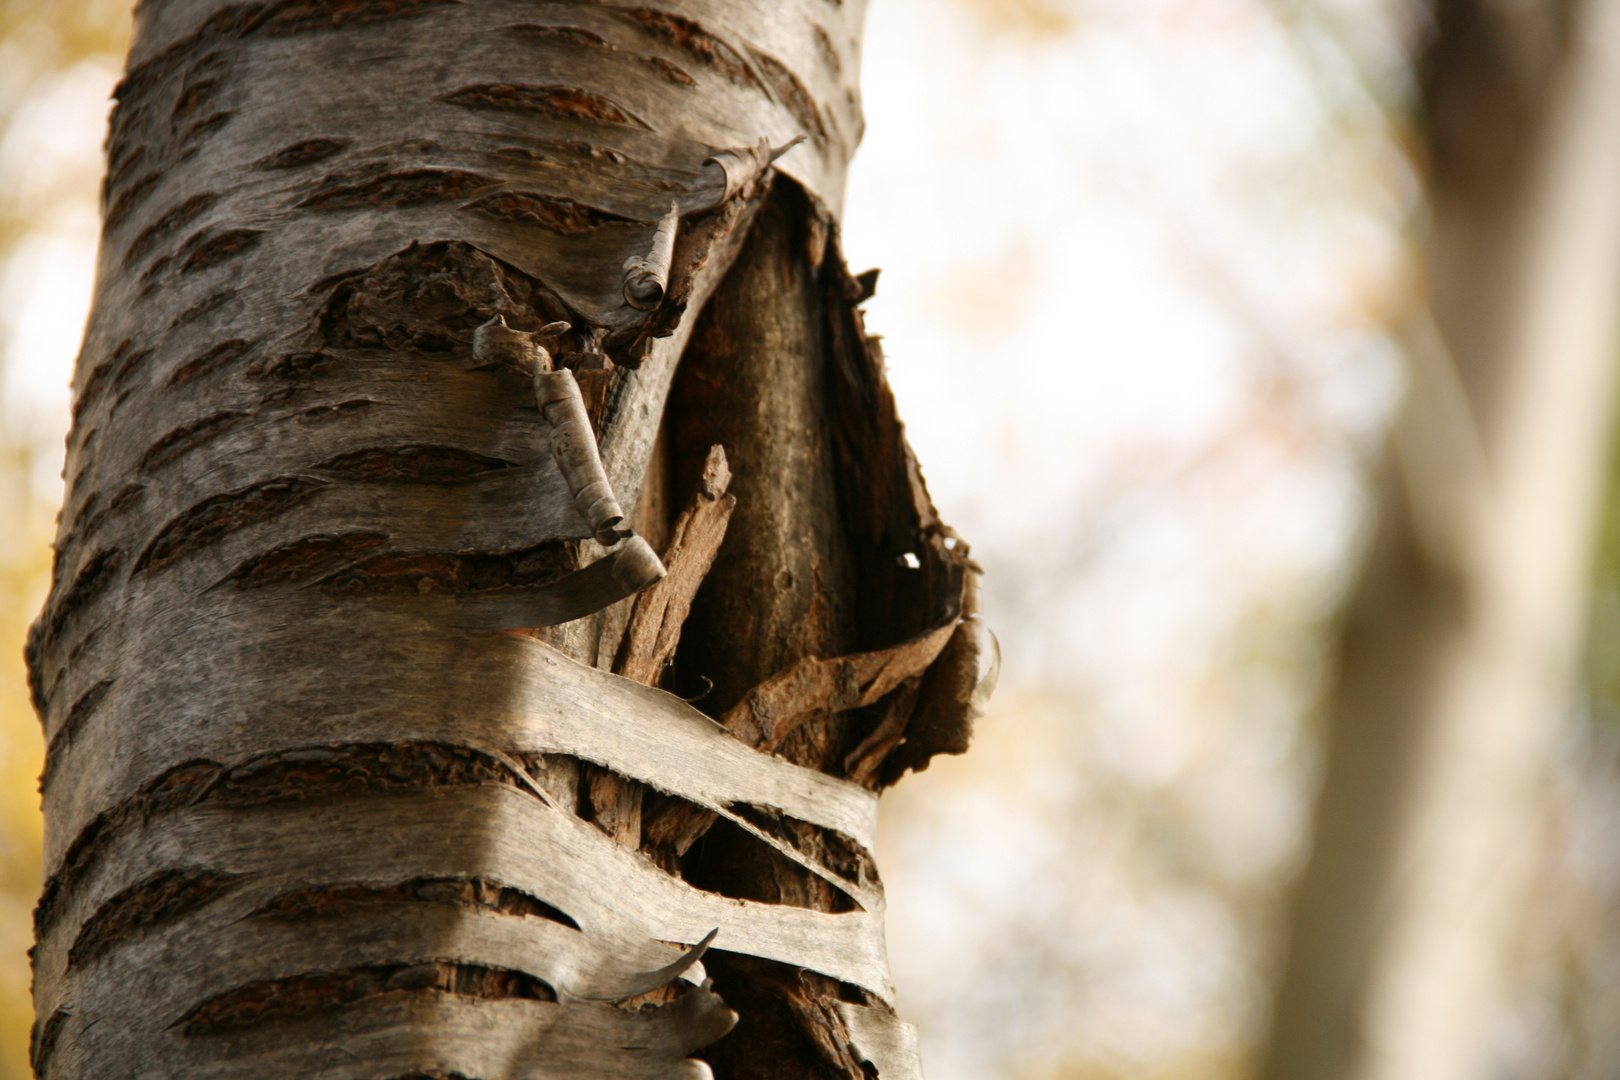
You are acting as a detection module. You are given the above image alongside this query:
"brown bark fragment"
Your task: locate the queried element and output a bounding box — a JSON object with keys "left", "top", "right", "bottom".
{"left": 583, "top": 764, "right": 644, "bottom": 849}
{"left": 718, "top": 622, "right": 956, "bottom": 755}
{"left": 843, "top": 677, "right": 923, "bottom": 789}
{"left": 617, "top": 444, "right": 736, "bottom": 685}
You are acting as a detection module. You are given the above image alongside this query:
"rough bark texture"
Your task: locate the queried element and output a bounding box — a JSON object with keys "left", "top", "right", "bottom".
{"left": 28, "top": 2, "right": 984, "bottom": 1077}
{"left": 1260, "top": 0, "right": 1620, "bottom": 1077}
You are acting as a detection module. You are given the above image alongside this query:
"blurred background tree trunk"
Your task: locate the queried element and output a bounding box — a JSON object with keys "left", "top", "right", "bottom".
{"left": 1260, "top": 1, "right": 1620, "bottom": 1077}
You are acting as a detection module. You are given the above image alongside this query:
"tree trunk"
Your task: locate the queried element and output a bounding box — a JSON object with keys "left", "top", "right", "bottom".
{"left": 1259, "top": 0, "right": 1620, "bottom": 1077}
{"left": 25, "top": 3, "right": 983, "bottom": 1077}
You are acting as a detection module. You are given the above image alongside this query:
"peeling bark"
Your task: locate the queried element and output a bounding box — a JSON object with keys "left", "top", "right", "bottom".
{"left": 34, "top": 2, "right": 976, "bottom": 1077}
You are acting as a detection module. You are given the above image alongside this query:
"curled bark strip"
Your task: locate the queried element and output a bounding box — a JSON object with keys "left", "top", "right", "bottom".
{"left": 433, "top": 536, "right": 665, "bottom": 630}
{"left": 68, "top": 868, "right": 241, "bottom": 969}
{"left": 720, "top": 621, "right": 959, "bottom": 753}
{"left": 537, "top": 368, "right": 629, "bottom": 545}
{"left": 616, "top": 445, "right": 734, "bottom": 685}
{"left": 623, "top": 202, "right": 680, "bottom": 310}
{"left": 175, "top": 960, "right": 556, "bottom": 1035}
{"left": 470, "top": 314, "right": 569, "bottom": 372}
{"left": 702, "top": 137, "right": 801, "bottom": 209}
{"left": 621, "top": 927, "right": 719, "bottom": 1002}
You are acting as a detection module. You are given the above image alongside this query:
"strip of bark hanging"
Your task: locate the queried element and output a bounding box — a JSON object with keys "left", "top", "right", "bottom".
{"left": 703, "top": 137, "right": 805, "bottom": 208}
{"left": 622, "top": 202, "right": 681, "bottom": 311}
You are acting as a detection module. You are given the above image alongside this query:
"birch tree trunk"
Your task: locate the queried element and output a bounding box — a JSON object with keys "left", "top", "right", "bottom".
{"left": 1260, "top": 0, "right": 1620, "bottom": 1076}
{"left": 24, "top": 3, "right": 983, "bottom": 1077}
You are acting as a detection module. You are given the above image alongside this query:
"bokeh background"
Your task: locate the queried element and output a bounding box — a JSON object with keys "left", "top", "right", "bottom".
{"left": 5, "top": 0, "right": 1620, "bottom": 1078}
